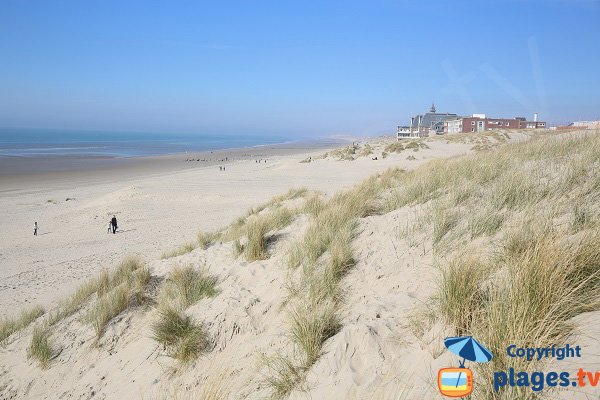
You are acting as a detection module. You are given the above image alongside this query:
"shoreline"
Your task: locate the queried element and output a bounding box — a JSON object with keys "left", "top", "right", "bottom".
{"left": 0, "top": 137, "right": 349, "bottom": 191}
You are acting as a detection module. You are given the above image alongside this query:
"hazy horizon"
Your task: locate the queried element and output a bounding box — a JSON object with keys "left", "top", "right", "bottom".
{"left": 1, "top": 0, "right": 599, "bottom": 136}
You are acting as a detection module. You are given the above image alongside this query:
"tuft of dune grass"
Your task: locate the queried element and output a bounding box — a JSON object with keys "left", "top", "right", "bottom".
{"left": 159, "top": 265, "right": 218, "bottom": 311}
{"left": 87, "top": 265, "right": 151, "bottom": 338}
{"left": 266, "top": 168, "right": 404, "bottom": 397}
{"left": 27, "top": 326, "right": 53, "bottom": 369}
{"left": 0, "top": 305, "right": 45, "bottom": 346}
{"left": 48, "top": 256, "right": 147, "bottom": 326}
{"left": 232, "top": 206, "right": 296, "bottom": 261}
{"left": 263, "top": 354, "right": 306, "bottom": 398}
{"left": 161, "top": 242, "right": 197, "bottom": 259}
{"left": 222, "top": 187, "right": 308, "bottom": 243}
{"left": 289, "top": 299, "right": 341, "bottom": 367}
{"left": 151, "top": 308, "right": 208, "bottom": 363}
{"left": 197, "top": 231, "right": 220, "bottom": 249}
{"left": 441, "top": 230, "right": 600, "bottom": 399}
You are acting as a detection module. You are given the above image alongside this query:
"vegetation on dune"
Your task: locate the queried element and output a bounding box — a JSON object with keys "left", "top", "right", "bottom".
{"left": 197, "top": 230, "right": 220, "bottom": 250}
{"left": 229, "top": 202, "right": 299, "bottom": 262}
{"left": 161, "top": 241, "right": 198, "bottom": 259}
{"left": 48, "top": 256, "right": 149, "bottom": 328}
{"left": 222, "top": 187, "right": 308, "bottom": 243}
{"left": 151, "top": 308, "right": 208, "bottom": 363}
{"left": 387, "top": 131, "right": 600, "bottom": 399}
{"left": 266, "top": 168, "right": 404, "bottom": 397}
{"left": 153, "top": 264, "right": 217, "bottom": 363}
{"left": 87, "top": 264, "right": 151, "bottom": 338}
{"left": 27, "top": 326, "right": 54, "bottom": 369}
{"left": 8, "top": 130, "right": 600, "bottom": 396}
{"left": 158, "top": 264, "right": 218, "bottom": 311}
{"left": 385, "top": 140, "right": 429, "bottom": 154}
{"left": 0, "top": 305, "right": 45, "bottom": 346}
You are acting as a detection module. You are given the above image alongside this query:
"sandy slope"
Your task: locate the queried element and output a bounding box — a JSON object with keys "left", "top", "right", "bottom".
{"left": 7, "top": 132, "right": 596, "bottom": 400}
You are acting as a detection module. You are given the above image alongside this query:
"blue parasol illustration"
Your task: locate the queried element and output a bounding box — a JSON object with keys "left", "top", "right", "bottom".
{"left": 444, "top": 336, "right": 493, "bottom": 388}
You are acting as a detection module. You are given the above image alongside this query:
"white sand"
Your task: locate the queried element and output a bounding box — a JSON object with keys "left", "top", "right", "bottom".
{"left": 2, "top": 133, "right": 596, "bottom": 399}
{"left": 0, "top": 139, "right": 469, "bottom": 313}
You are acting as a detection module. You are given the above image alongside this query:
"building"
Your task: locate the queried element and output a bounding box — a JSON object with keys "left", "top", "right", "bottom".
{"left": 443, "top": 113, "right": 546, "bottom": 133}
{"left": 569, "top": 120, "right": 600, "bottom": 129}
{"left": 397, "top": 103, "right": 458, "bottom": 139}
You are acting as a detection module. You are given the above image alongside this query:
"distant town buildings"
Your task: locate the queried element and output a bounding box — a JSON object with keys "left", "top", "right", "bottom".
{"left": 397, "top": 103, "right": 546, "bottom": 140}
{"left": 444, "top": 114, "right": 546, "bottom": 134}
{"left": 569, "top": 120, "right": 600, "bottom": 129}
{"left": 397, "top": 103, "right": 457, "bottom": 138}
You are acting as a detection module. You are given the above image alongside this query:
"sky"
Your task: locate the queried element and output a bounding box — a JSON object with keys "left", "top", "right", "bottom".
{"left": 0, "top": 0, "right": 599, "bottom": 137}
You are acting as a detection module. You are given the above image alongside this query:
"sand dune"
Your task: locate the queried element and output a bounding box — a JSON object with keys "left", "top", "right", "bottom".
{"left": 1, "top": 131, "right": 598, "bottom": 400}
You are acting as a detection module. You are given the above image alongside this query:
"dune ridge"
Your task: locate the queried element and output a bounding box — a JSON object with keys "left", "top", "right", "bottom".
{"left": 1, "top": 130, "right": 599, "bottom": 399}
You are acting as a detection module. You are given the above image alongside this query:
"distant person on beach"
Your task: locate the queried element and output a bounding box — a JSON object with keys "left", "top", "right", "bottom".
{"left": 33, "top": 222, "right": 38, "bottom": 236}
{"left": 111, "top": 215, "right": 118, "bottom": 234}
{"left": 107, "top": 220, "right": 112, "bottom": 234}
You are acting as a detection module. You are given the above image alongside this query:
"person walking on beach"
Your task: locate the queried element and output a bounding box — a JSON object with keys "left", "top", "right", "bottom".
{"left": 33, "top": 222, "right": 38, "bottom": 236}
{"left": 111, "top": 215, "right": 118, "bottom": 234}
{"left": 107, "top": 220, "right": 112, "bottom": 234}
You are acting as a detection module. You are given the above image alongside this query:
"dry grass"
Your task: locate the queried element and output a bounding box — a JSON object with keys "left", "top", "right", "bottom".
{"left": 87, "top": 265, "right": 151, "bottom": 338}
{"left": 151, "top": 308, "right": 208, "bottom": 363}
{"left": 263, "top": 355, "right": 306, "bottom": 398}
{"left": 27, "top": 325, "right": 53, "bottom": 369}
{"left": 159, "top": 265, "right": 218, "bottom": 311}
{"left": 161, "top": 242, "right": 197, "bottom": 259}
{"left": 438, "top": 230, "right": 600, "bottom": 399}
{"left": 197, "top": 231, "right": 220, "bottom": 249}
{"left": 423, "top": 131, "right": 600, "bottom": 399}
{"left": 0, "top": 305, "right": 45, "bottom": 346}
{"left": 222, "top": 188, "right": 307, "bottom": 243}
{"left": 48, "top": 256, "right": 147, "bottom": 326}
{"left": 385, "top": 140, "right": 428, "bottom": 154}
{"left": 233, "top": 207, "right": 295, "bottom": 261}
{"left": 289, "top": 299, "right": 341, "bottom": 366}
{"left": 266, "top": 168, "right": 404, "bottom": 397}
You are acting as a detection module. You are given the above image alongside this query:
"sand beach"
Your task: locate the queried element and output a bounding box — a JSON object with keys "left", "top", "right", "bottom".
{"left": 1, "top": 130, "right": 599, "bottom": 400}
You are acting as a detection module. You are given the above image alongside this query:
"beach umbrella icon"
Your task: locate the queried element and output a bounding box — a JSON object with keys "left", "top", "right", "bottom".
{"left": 444, "top": 336, "right": 493, "bottom": 367}
{"left": 440, "top": 336, "right": 493, "bottom": 394}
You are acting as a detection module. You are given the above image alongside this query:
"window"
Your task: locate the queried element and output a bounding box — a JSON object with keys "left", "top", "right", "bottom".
{"left": 471, "top": 121, "right": 475, "bottom": 125}
{"left": 471, "top": 128, "right": 475, "bottom": 132}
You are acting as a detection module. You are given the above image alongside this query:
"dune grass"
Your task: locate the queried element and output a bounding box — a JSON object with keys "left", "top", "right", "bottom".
{"left": 439, "top": 230, "right": 600, "bottom": 399}
{"left": 232, "top": 206, "right": 296, "bottom": 261}
{"left": 87, "top": 265, "right": 151, "bottom": 338}
{"left": 162, "top": 230, "right": 222, "bottom": 260}
{"left": 197, "top": 231, "right": 220, "bottom": 249}
{"left": 48, "top": 256, "right": 148, "bottom": 326}
{"left": 158, "top": 264, "right": 218, "bottom": 311}
{"left": 414, "top": 131, "right": 600, "bottom": 399}
{"left": 27, "top": 326, "right": 53, "bottom": 369}
{"left": 267, "top": 131, "right": 599, "bottom": 398}
{"left": 289, "top": 299, "right": 341, "bottom": 367}
{"left": 161, "top": 242, "right": 198, "bottom": 259}
{"left": 151, "top": 308, "right": 208, "bottom": 363}
{"left": 266, "top": 168, "right": 403, "bottom": 397}
{"left": 221, "top": 187, "right": 308, "bottom": 243}
{"left": 263, "top": 354, "right": 306, "bottom": 398}
{"left": 0, "top": 305, "right": 45, "bottom": 346}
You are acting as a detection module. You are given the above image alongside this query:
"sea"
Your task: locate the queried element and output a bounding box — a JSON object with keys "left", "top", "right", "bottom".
{"left": 0, "top": 129, "right": 294, "bottom": 158}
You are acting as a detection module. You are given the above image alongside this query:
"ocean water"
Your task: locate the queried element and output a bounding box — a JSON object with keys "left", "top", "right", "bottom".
{"left": 0, "top": 129, "right": 292, "bottom": 158}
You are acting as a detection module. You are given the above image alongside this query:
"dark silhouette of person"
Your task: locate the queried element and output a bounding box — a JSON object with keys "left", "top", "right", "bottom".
{"left": 111, "top": 215, "right": 118, "bottom": 234}
{"left": 34, "top": 222, "right": 38, "bottom": 236}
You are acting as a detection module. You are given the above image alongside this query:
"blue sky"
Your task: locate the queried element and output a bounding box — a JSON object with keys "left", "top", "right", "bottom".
{"left": 0, "top": 0, "right": 598, "bottom": 137}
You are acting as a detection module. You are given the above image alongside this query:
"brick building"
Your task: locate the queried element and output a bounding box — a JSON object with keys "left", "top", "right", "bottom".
{"left": 444, "top": 114, "right": 546, "bottom": 133}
